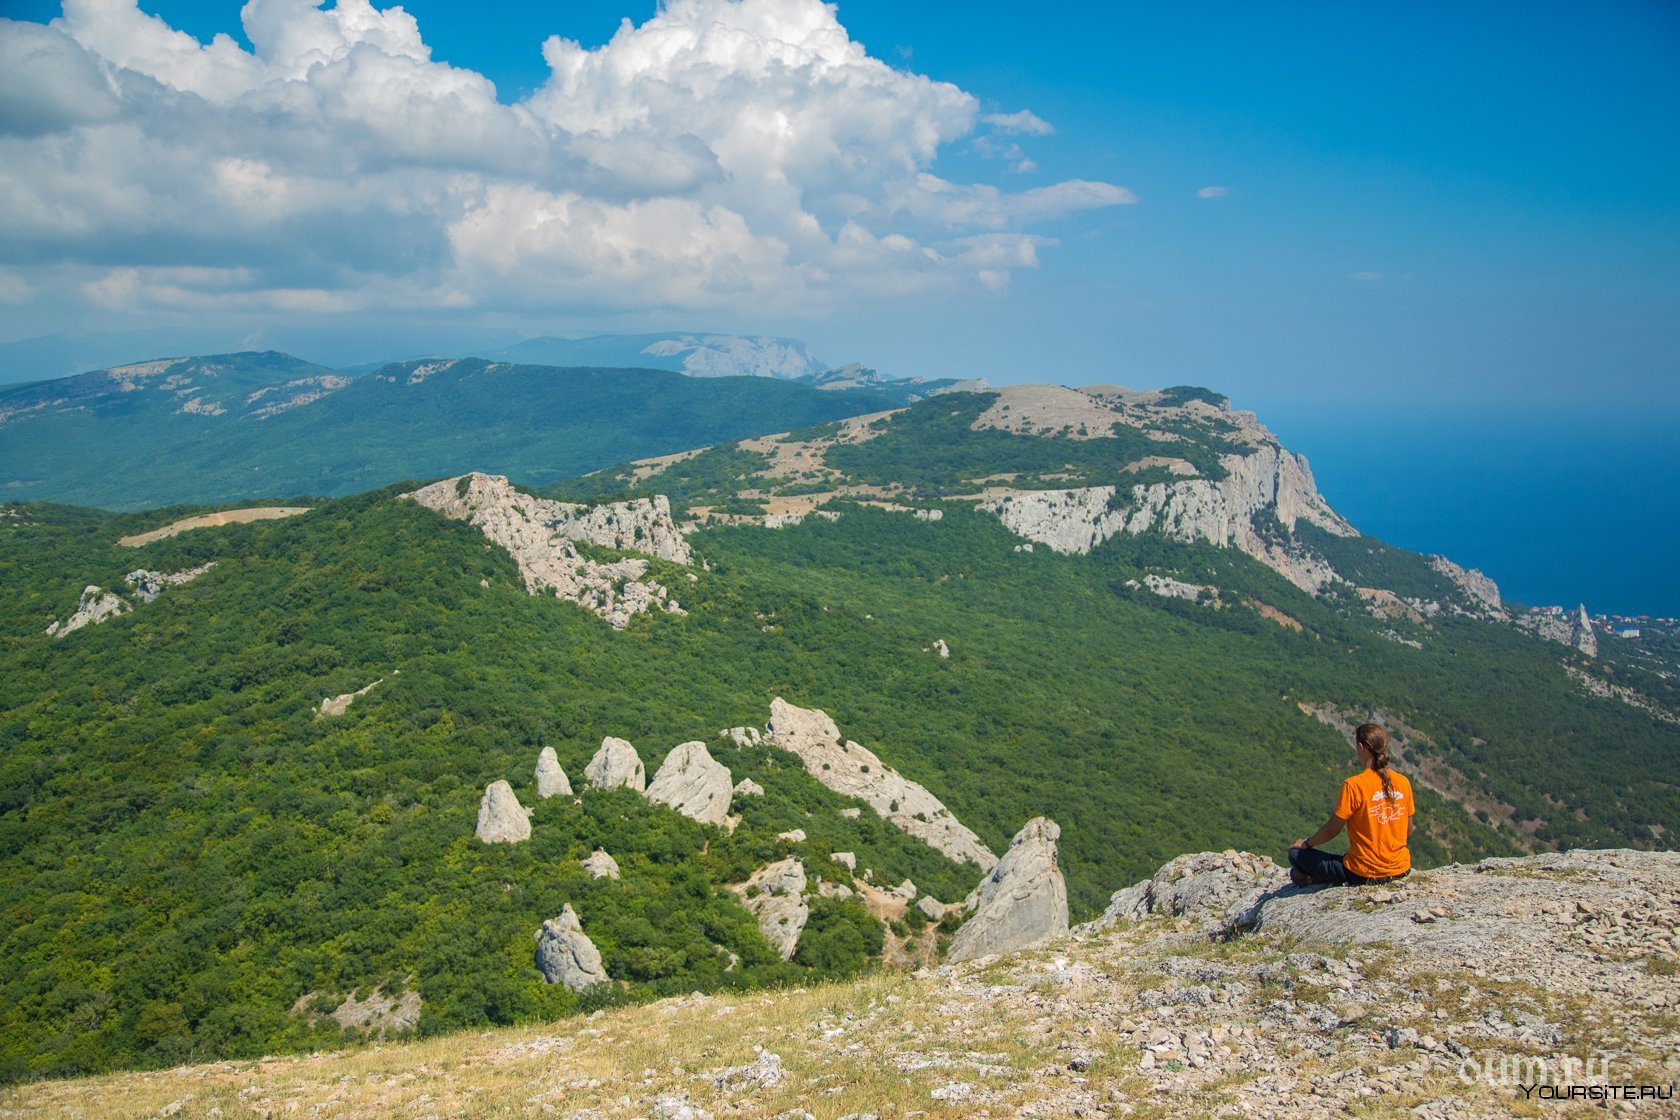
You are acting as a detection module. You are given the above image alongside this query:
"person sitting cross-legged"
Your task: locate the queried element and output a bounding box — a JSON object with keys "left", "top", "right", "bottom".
{"left": 1288, "top": 723, "right": 1414, "bottom": 887}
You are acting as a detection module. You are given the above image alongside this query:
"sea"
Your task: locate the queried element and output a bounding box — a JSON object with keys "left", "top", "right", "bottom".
{"left": 1267, "top": 407, "right": 1680, "bottom": 620}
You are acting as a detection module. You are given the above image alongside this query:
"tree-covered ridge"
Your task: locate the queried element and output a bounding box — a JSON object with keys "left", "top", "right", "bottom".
{"left": 5, "top": 479, "right": 1677, "bottom": 1082}
{"left": 0, "top": 356, "right": 904, "bottom": 510}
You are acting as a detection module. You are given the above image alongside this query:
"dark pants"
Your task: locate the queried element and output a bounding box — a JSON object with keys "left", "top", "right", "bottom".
{"left": 1287, "top": 846, "right": 1407, "bottom": 886}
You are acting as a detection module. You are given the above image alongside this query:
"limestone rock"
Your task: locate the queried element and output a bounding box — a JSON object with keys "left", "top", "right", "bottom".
{"left": 402, "top": 473, "right": 689, "bottom": 629}
{"left": 585, "top": 737, "right": 646, "bottom": 792}
{"left": 1081, "top": 850, "right": 1288, "bottom": 935}
{"left": 1571, "top": 604, "right": 1598, "bottom": 658}
{"left": 838, "top": 807, "right": 861, "bottom": 819}
{"left": 124, "top": 562, "right": 215, "bottom": 603}
{"left": 722, "top": 725, "right": 763, "bottom": 748}
{"left": 1519, "top": 603, "right": 1600, "bottom": 658}
{"left": 289, "top": 987, "right": 421, "bottom": 1037}
{"left": 948, "top": 817, "right": 1069, "bottom": 962}
{"left": 735, "top": 858, "right": 809, "bottom": 961}
{"left": 931, "top": 638, "right": 950, "bottom": 658}
{"left": 534, "top": 904, "right": 608, "bottom": 991}
{"left": 831, "top": 851, "right": 856, "bottom": 871}
{"left": 776, "top": 828, "right": 807, "bottom": 843}
{"left": 980, "top": 445, "right": 1355, "bottom": 594}
{"left": 1428, "top": 554, "right": 1503, "bottom": 614}
{"left": 732, "top": 778, "right": 765, "bottom": 798}
{"left": 46, "top": 586, "right": 129, "bottom": 637}
{"left": 475, "top": 780, "right": 531, "bottom": 844}
{"left": 581, "top": 848, "right": 621, "bottom": 880}
{"left": 319, "top": 676, "right": 385, "bottom": 717}
{"left": 535, "top": 747, "right": 572, "bottom": 799}
{"left": 646, "top": 740, "right": 733, "bottom": 825}
{"left": 917, "top": 896, "right": 947, "bottom": 922}
{"left": 764, "top": 698, "right": 996, "bottom": 869}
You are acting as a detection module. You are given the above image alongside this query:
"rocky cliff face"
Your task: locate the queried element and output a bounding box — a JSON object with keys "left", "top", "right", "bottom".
{"left": 1427, "top": 555, "right": 1503, "bottom": 615}
{"left": 403, "top": 473, "right": 689, "bottom": 629}
{"left": 645, "top": 741, "right": 733, "bottom": 826}
{"left": 763, "top": 698, "right": 997, "bottom": 868}
{"left": 1519, "top": 603, "right": 1599, "bottom": 658}
{"left": 948, "top": 817, "right": 1069, "bottom": 961}
{"left": 980, "top": 445, "right": 1355, "bottom": 593}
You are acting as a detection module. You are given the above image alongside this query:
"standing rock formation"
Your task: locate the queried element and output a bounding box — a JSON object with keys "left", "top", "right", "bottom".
{"left": 646, "top": 741, "right": 733, "bottom": 826}
{"left": 45, "top": 586, "right": 130, "bottom": 637}
{"left": 732, "top": 778, "right": 765, "bottom": 799}
{"left": 585, "top": 737, "right": 646, "bottom": 792}
{"left": 948, "top": 817, "right": 1068, "bottom": 962}
{"left": 402, "top": 473, "right": 690, "bottom": 629}
{"left": 475, "top": 780, "right": 532, "bottom": 844}
{"left": 735, "top": 858, "right": 809, "bottom": 961}
{"left": 1571, "top": 604, "right": 1599, "bottom": 658}
{"left": 764, "top": 698, "right": 997, "bottom": 869}
{"left": 534, "top": 904, "right": 608, "bottom": 991}
{"left": 535, "top": 747, "right": 572, "bottom": 799}
{"left": 581, "top": 848, "right": 621, "bottom": 880}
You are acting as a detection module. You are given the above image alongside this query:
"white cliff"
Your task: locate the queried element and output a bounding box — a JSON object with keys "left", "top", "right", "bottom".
{"left": 979, "top": 446, "right": 1355, "bottom": 594}
{"left": 764, "top": 698, "right": 997, "bottom": 869}
{"left": 402, "top": 473, "right": 689, "bottom": 629}
{"left": 1428, "top": 555, "right": 1504, "bottom": 614}
{"left": 948, "top": 817, "right": 1069, "bottom": 962}
{"left": 646, "top": 741, "right": 734, "bottom": 826}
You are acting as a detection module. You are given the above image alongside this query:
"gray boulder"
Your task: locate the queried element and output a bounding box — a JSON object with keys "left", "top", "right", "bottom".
{"left": 585, "top": 737, "right": 646, "bottom": 792}
{"left": 534, "top": 904, "right": 608, "bottom": 991}
{"left": 45, "top": 586, "right": 130, "bottom": 638}
{"left": 733, "top": 778, "right": 765, "bottom": 799}
{"left": 535, "top": 747, "right": 572, "bottom": 799}
{"left": 475, "top": 780, "right": 531, "bottom": 844}
{"left": 736, "top": 858, "right": 809, "bottom": 961}
{"left": 581, "top": 848, "right": 620, "bottom": 880}
{"left": 948, "top": 817, "right": 1068, "bottom": 961}
{"left": 1082, "top": 850, "right": 1287, "bottom": 935}
{"left": 646, "top": 740, "right": 733, "bottom": 825}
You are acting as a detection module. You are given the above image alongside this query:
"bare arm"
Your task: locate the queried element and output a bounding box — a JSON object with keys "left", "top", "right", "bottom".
{"left": 1291, "top": 815, "right": 1345, "bottom": 850}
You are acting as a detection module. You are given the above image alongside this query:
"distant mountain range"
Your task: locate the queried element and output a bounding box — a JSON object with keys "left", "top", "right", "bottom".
{"left": 0, "top": 346, "right": 972, "bottom": 509}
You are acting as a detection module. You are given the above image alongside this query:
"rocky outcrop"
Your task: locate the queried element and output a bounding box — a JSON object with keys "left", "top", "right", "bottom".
{"left": 831, "top": 851, "right": 856, "bottom": 871}
{"left": 732, "top": 778, "right": 765, "bottom": 799}
{"left": 475, "top": 780, "right": 532, "bottom": 844}
{"left": 319, "top": 676, "right": 386, "bottom": 717}
{"left": 1081, "top": 850, "right": 1288, "bottom": 936}
{"left": 534, "top": 905, "right": 608, "bottom": 991}
{"left": 948, "top": 818, "right": 1068, "bottom": 962}
{"left": 403, "top": 473, "right": 690, "bottom": 629}
{"left": 646, "top": 741, "right": 733, "bottom": 826}
{"left": 917, "top": 896, "right": 947, "bottom": 921}
{"left": 777, "top": 829, "right": 807, "bottom": 843}
{"left": 1428, "top": 554, "right": 1503, "bottom": 614}
{"left": 764, "top": 698, "right": 997, "bottom": 868}
{"left": 722, "top": 726, "right": 762, "bottom": 748}
{"left": 581, "top": 848, "right": 621, "bottom": 880}
{"left": 45, "top": 585, "right": 129, "bottom": 637}
{"left": 1571, "top": 604, "right": 1599, "bottom": 658}
{"left": 931, "top": 638, "right": 950, "bottom": 659}
{"left": 1519, "top": 603, "right": 1599, "bottom": 658}
{"left": 1136, "top": 573, "right": 1215, "bottom": 603}
{"left": 585, "top": 737, "right": 646, "bottom": 792}
{"left": 289, "top": 987, "right": 422, "bottom": 1037}
{"left": 979, "top": 446, "right": 1355, "bottom": 594}
{"left": 735, "top": 858, "right": 809, "bottom": 961}
{"left": 124, "top": 562, "right": 216, "bottom": 602}
{"left": 535, "top": 747, "right": 572, "bottom": 799}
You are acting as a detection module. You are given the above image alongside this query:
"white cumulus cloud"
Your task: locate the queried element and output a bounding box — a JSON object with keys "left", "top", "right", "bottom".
{"left": 0, "top": 0, "right": 1136, "bottom": 319}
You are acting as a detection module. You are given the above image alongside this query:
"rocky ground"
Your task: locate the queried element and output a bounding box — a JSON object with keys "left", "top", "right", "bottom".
{"left": 6, "top": 849, "right": 1677, "bottom": 1119}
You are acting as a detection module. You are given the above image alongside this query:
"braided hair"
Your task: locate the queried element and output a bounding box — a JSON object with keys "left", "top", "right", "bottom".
{"left": 1356, "top": 722, "right": 1395, "bottom": 801}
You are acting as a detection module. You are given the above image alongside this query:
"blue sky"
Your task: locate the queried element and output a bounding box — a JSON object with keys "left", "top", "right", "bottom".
{"left": 2, "top": 0, "right": 1674, "bottom": 410}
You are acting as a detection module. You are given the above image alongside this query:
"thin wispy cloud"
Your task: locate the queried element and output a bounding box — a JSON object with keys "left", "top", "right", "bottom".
{"left": 0, "top": 0, "right": 1135, "bottom": 320}
{"left": 1196, "top": 186, "right": 1230, "bottom": 199}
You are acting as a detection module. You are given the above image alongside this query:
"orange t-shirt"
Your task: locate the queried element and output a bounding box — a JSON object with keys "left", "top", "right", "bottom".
{"left": 1335, "top": 768, "right": 1414, "bottom": 879}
